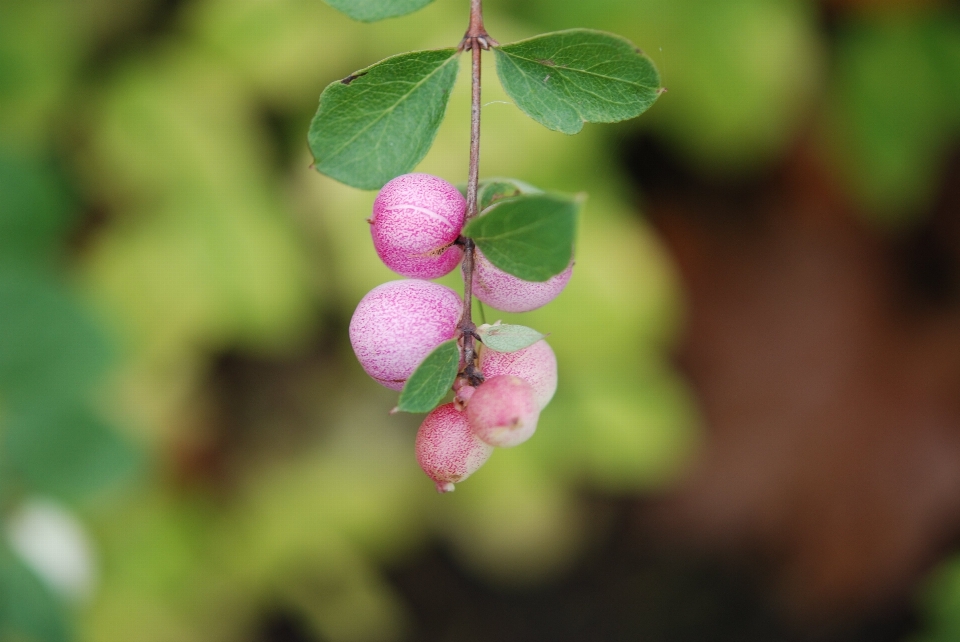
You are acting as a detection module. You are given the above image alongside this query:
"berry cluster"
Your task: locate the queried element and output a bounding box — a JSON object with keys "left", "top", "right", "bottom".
{"left": 349, "top": 173, "right": 569, "bottom": 492}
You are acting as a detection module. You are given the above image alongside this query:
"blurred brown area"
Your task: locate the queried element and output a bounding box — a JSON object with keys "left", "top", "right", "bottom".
{"left": 601, "top": 0, "right": 960, "bottom": 625}
{"left": 627, "top": 128, "right": 960, "bottom": 620}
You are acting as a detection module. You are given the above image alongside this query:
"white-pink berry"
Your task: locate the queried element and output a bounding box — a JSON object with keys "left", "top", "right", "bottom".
{"left": 349, "top": 280, "right": 462, "bottom": 390}
{"left": 416, "top": 403, "right": 494, "bottom": 493}
{"left": 472, "top": 249, "right": 573, "bottom": 312}
{"left": 371, "top": 173, "right": 466, "bottom": 279}
{"left": 467, "top": 375, "right": 540, "bottom": 448}
{"left": 478, "top": 339, "right": 557, "bottom": 409}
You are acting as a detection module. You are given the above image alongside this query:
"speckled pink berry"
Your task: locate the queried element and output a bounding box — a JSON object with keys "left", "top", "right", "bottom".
{"left": 467, "top": 375, "right": 540, "bottom": 448}
{"left": 371, "top": 173, "right": 466, "bottom": 279}
{"left": 472, "top": 249, "right": 573, "bottom": 313}
{"left": 416, "top": 403, "right": 494, "bottom": 493}
{"left": 350, "top": 280, "right": 463, "bottom": 390}
{"left": 478, "top": 339, "right": 558, "bottom": 409}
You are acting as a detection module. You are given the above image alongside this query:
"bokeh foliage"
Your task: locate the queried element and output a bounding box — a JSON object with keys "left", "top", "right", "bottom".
{"left": 2, "top": 0, "right": 959, "bottom": 640}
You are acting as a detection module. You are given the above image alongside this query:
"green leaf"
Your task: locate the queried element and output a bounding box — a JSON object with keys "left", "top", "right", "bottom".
{"left": 494, "top": 29, "right": 661, "bottom": 134}
{"left": 397, "top": 339, "right": 460, "bottom": 413}
{"left": 464, "top": 193, "right": 580, "bottom": 282}
{"left": 478, "top": 177, "right": 542, "bottom": 212}
{"left": 0, "top": 546, "right": 70, "bottom": 642}
{"left": 5, "top": 403, "right": 142, "bottom": 502}
{"left": 477, "top": 324, "right": 546, "bottom": 353}
{"left": 0, "top": 152, "right": 74, "bottom": 265}
{"left": 309, "top": 48, "right": 460, "bottom": 190}
{"left": 322, "top": 0, "right": 434, "bottom": 22}
{"left": 0, "top": 270, "right": 112, "bottom": 407}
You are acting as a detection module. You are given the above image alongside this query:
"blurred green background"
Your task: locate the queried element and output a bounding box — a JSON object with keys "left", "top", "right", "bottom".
{"left": 1, "top": 0, "right": 959, "bottom": 640}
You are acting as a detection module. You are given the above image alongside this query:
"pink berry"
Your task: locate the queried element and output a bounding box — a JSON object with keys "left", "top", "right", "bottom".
{"left": 478, "top": 340, "right": 557, "bottom": 409}
{"left": 466, "top": 375, "right": 540, "bottom": 447}
{"left": 472, "top": 249, "right": 573, "bottom": 312}
{"left": 416, "top": 403, "right": 494, "bottom": 493}
{"left": 371, "top": 173, "right": 466, "bottom": 279}
{"left": 349, "top": 280, "right": 462, "bottom": 390}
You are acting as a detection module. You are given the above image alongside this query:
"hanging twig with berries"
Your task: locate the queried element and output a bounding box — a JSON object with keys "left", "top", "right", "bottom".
{"left": 310, "top": 0, "right": 663, "bottom": 492}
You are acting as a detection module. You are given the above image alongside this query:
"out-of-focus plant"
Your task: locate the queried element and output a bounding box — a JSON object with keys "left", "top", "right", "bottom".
{"left": 0, "top": 29, "right": 141, "bottom": 642}
{"left": 12, "top": 0, "right": 958, "bottom": 641}
{"left": 824, "top": 10, "right": 960, "bottom": 228}
{"left": 0, "top": 1, "right": 688, "bottom": 639}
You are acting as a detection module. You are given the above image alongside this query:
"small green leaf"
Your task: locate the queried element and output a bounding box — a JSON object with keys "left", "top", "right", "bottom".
{"left": 309, "top": 48, "right": 460, "bottom": 190}
{"left": 397, "top": 339, "right": 460, "bottom": 413}
{"left": 477, "top": 324, "right": 546, "bottom": 353}
{"left": 494, "top": 29, "right": 661, "bottom": 134}
{"left": 323, "top": 0, "right": 434, "bottom": 22}
{"left": 478, "top": 177, "right": 542, "bottom": 212}
{"left": 464, "top": 193, "right": 579, "bottom": 282}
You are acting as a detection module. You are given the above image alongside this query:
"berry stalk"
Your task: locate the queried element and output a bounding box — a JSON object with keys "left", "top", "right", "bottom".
{"left": 458, "top": 0, "right": 495, "bottom": 387}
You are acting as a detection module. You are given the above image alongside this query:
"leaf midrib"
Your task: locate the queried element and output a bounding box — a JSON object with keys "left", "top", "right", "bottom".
{"left": 496, "top": 48, "right": 658, "bottom": 91}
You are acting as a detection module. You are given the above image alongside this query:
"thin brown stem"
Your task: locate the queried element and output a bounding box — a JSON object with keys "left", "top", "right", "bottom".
{"left": 465, "top": 45, "right": 482, "bottom": 221}
{"left": 457, "top": 0, "right": 493, "bottom": 387}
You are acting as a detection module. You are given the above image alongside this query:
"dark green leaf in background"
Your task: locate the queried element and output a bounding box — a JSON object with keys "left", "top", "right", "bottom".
{"left": 0, "top": 272, "right": 112, "bottom": 407}
{"left": 309, "top": 48, "right": 460, "bottom": 190}
{"left": 322, "top": 0, "right": 435, "bottom": 22}
{"left": 464, "top": 193, "right": 579, "bottom": 282}
{"left": 0, "top": 546, "right": 69, "bottom": 642}
{"left": 477, "top": 324, "right": 546, "bottom": 353}
{"left": 0, "top": 152, "right": 74, "bottom": 264}
{"left": 494, "top": 29, "right": 661, "bottom": 134}
{"left": 397, "top": 339, "right": 460, "bottom": 413}
{"left": 5, "top": 404, "right": 142, "bottom": 503}
{"left": 829, "top": 16, "right": 960, "bottom": 227}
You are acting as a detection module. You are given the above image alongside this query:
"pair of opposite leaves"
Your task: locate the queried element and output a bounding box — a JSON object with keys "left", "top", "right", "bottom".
{"left": 310, "top": 7, "right": 662, "bottom": 190}
{"left": 311, "top": 2, "right": 660, "bottom": 293}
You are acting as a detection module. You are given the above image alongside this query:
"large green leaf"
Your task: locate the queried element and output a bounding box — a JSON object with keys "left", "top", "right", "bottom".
{"left": 464, "top": 193, "right": 579, "bottom": 282}
{"left": 322, "top": 0, "right": 434, "bottom": 22}
{"left": 309, "top": 49, "right": 460, "bottom": 189}
{"left": 494, "top": 29, "right": 661, "bottom": 134}
{"left": 397, "top": 339, "right": 460, "bottom": 413}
